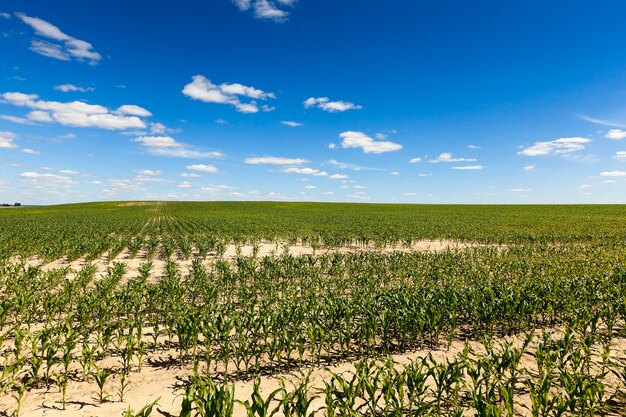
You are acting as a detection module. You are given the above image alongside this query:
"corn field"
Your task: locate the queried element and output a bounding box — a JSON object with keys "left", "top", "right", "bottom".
{"left": 1, "top": 202, "right": 626, "bottom": 416}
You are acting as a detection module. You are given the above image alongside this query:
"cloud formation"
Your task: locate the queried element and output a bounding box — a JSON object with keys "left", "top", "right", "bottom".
{"left": 133, "top": 136, "right": 223, "bottom": 158}
{"left": 304, "top": 97, "right": 362, "bottom": 112}
{"left": 339, "top": 131, "right": 402, "bottom": 154}
{"left": 232, "top": 0, "right": 296, "bottom": 22}
{"left": 55, "top": 84, "right": 95, "bottom": 93}
{"left": 0, "top": 131, "right": 18, "bottom": 149}
{"left": 16, "top": 13, "right": 101, "bottom": 64}
{"left": 186, "top": 164, "right": 219, "bottom": 173}
{"left": 1, "top": 92, "right": 149, "bottom": 130}
{"left": 518, "top": 137, "right": 591, "bottom": 156}
{"left": 429, "top": 153, "right": 477, "bottom": 163}
{"left": 245, "top": 156, "right": 308, "bottom": 165}
{"left": 182, "top": 75, "right": 275, "bottom": 113}
{"left": 606, "top": 129, "right": 626, "bottom": 140}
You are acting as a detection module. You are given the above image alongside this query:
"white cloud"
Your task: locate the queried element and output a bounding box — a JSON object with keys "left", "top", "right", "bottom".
{"left": 523, "top": 164, "right": 535, "bottom": 172}
{"left": 329, "top": 174, "right": 348, "bottom": 180}
{"left": 451, "top": 165, "right": 485, "bottom": 170}
{"left": 579, "top": 115, "right": 626, "bottom": 128}
{"left": 304, "top": 185, "right": 316, "bottom": 189}
{"left": 16, "top": 13, "right": 101, "bottom": 64}
{"left": 281, "top": 120, "right": 303, "bottom": 127}
{"left": 282, "top": 167, "right": 328, "bottom": 176}
{"left": 133, "top": 136, "right": 223, "bottom": 158}
{"left": 519, "top": 137, "right": 591, "bottom": 156}
{"left": 0, "top": 115, "right": 34, "bottom": 125}
{"left": 117, "top": 104, "right": 152, "bottom": 117}
{"left": 326, "top": 159, "right": 384, "bottom": 171}
{"left": 180, "top": 172, "right": 202, "bottom": 178}
{"left": 232, "top": 0, "right": 295, "bottom": 22}
{"left": 201, "top": 185, "right": 236, "bottom": 194}
{"left": 606, "top": 129, "right": 626, "bottom": 140}
{"left": 409, "top": 157, "right": 422, "bottom": 163}
{"left": 348, "top": 192, "right": 369, "bottom": 200}
{"left": 321, "top": 191, "right": 333, "bottom": 195}
{"left": 0, "top": 12, "right": 10, "bottom": 19}
{"left": 178, "top": 181, "right": 193, "bottom": 188}
{"left": 304, "top": 97, "right": 362, "bottom": 112}
{"left": 2, "top": 92, "right": 148, "bottom": 130}
{"left": 352, "top": 185, "right": 367, "bottom": 189}
{"left": 418, "top": 173, "right": 431, "bottom": 177}
{"left": 20, "top": 172, "right": 73, "bottom": 188}
{"left": 429, "top": 153, "right": 477, "bottom": 163}
{"left": 600, "top": 171, "right": 626, "bottom": 177}
{"left": 182, "top": 75, "right": 275, "bottom": 113}
{"left": 138, "top": 169, "right": 161, "bottom": 176}
{"left": 467, "top": 145, "right": 480, "bottom": 149}
{"left": 339, "top": 131, "right": 402, "bottom": 154}
{"left": 614, "top": 151, "right": 626, "bottom": 160}
{"left": 58, "top": 169, "right": 78, "bottom": 175}
{"left": 22, "top": 148, "right": 39, "bottom": 155}
{"left": 579, "top": 184, "right": 592, "bottom": 190}
{"left": 391, "top": 171, "right": 400, "bottom": 176}
{"left": 186, "top": 164, "right": 218, "bottom": 173}
{"left": 55, "top": 84, "right": 94, "bottom": 93}
{"left": 509, "top": 188, "right": 530, "bottom": 192}
{"left": 328, "top": 143, "right": 337, "bottom": 149}
{"left": 0, "top": 131, "right": 18, "bottom": 149}
{"left": 404, "top": 192, "right": 417, "bottom": 196}
{"left": 245, "top": 156, "right": 308, "bottom": 165}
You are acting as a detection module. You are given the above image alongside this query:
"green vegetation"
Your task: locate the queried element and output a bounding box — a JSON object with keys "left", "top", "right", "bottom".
{"left": 1, "top": 202, "right": 626, "bottom": 415}
{"left": 1, "top": 202, "right": 626, "bottom": 261}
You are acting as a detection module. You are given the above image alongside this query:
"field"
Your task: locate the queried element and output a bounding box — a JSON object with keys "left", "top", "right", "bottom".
{"left": 2, "top": 202, "right": 626, "bottom": 416}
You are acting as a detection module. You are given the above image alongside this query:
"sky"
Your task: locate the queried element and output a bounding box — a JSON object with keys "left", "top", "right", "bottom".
{"left": 1, "top": 1, "right": 626, "bottom": 204}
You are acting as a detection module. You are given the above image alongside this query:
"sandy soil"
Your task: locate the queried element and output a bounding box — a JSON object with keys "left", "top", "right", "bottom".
{"left": 3, "top": 328, "right": 624, "bottom": 417}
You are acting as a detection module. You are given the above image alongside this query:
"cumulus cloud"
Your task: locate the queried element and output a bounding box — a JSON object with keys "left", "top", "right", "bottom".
{"left": 231, "top": 0, "right": 295, "bottom": 22}
{"left": 137, "top": 169, "right": 161, "bottom": 176}
{"left": 55, "top": 84, "right": 94, "bottom": 93}
{"left": 245, "top": 156, "right": 308, "bottom": 165}
{"left": 0, "top": 115, "right": 34, "bottom": 125}
{"left": 186, "top": 164, "right": 219, "bottom": 173}
{"left": 182, "top": 75, "right": 275, "bottom": 114}
{"left": 451, "top": 165, "right": 485, "bottom": 170}
{"left": 304, "top": 97, "right": 362, "bottom": 112}
{"left": 0, "top": 131, "right": 18, "bottom": 149}
{"left": 281, "top": 167, "right": 328, "bottom": 176}
{"left": 614, "top": 151, "right": 626, "bottom": 160}
{"left": 281, "top": 120, "right": 303, "bottom": 127}
{"left": 600, "top": 171, "right": 626, "bottom": 177}
{"left": 523, "top": 165, "right": 535, "bottom": 172}
{"left": 22, "top": 148, "right": 40, "bottom": 155}
{"left": 429, "top": 153, "right": 477, "bottom": 163}
{"left": 409, "top": 157, "right": 422, "bottom": 163}
{"left": 117, "top": 104, "right": 152, "bottom": 117}
{"left": 606, "top": 129, "right": 626, "bottom": 140}
{"left": 16, "top": 13, "right": 101, "bottom": 64}
{"left": 518, "top": 137, "right": 591, "bottom": 156}
{"left": 20, "top": 172, "right": 73, "bottom": 190}
{"left": 339, "top": 131, "right": 402, "bottom": 154}
{"left": 133, "top": 136, "right": 223, "bottom": 158}
{"left": 1, "top": 92, "right": 149, "bottom": 130}
{"left": 329, "top": 174, "right": 348, "bottom": 180}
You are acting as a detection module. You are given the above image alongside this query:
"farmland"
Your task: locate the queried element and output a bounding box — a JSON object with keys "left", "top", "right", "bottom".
{"left": 1, "top": 202, "right": 626, "bottom": 416}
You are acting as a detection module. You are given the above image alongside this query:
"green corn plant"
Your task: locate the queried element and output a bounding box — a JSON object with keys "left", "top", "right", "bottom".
{"left": 122, "top": 397, "right": 160, "bottom": 417}
{"left": 237, "top": 378, "right": 283, "bottom": 417}
{"left": 94, "top": 367, "right": 114, "bottom": 403}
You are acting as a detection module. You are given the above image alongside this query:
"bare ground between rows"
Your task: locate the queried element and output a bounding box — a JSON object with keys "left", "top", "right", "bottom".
{"left": 2, "top": 327, "right": 625, "bottom": 417}
{"left": 7, "top": 239, "right": 501, "bottom": 282}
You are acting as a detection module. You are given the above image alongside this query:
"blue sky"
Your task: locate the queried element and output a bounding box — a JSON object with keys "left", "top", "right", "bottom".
{"left": 1, "top": 0, "right": 626, "bottom": 204}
